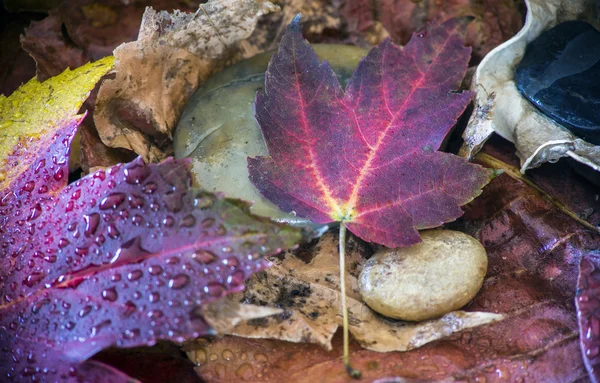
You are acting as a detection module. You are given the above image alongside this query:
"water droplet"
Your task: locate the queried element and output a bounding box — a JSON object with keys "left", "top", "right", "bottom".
{"left": 90, "top": 320, "right": 112, "bottom": 337}
{"left": 24, "top": 272, "right": 46, "bottom": 287}
{"left": 217, "top": 225, "right": 227, "bottom": 236}
{"left": 181, "top": 215, "right": 196, "bottom": 227}
{"left": 123, "top": 328, "right": 141, "bottom": 339}
{"left": 43, "top": 254, "right": 57, "bottom": 263}
{"left": 222, "top": 256, "right": 239, "bottom": 267}
{"left": 102, "top": 287, "right": 118, "bottom": 302}
{"left": 38, "top": 185, "right": 48, "bottom": 194}
{"left": 193, "top": 349, "right": 208, "bottom": 364}
{"left": 143, "top": 182, "right": 157, "bottom": 194}
{"left": 166, "top": 257, "right": 179, "bottom": 265}
{"left": 128, "top": 194, "right": 145, "bottom": 209}
{"left": 107, "top": 224, "right": 120, "bottom": 239}
{"left": 84, "top": 213, "right": 100, "bottom": 237}
{"left": 235, "top": 363, "right": 254, "bottom": 380}
{"left": 201, "top": 218, "right": 215, "bottom": 228}
{"left": 168, "top": 274, "right": 189, "bottom": 289}
{"left": 162, "top": 216, "right": 175, "bottom": 228}
{"left": 22, "top": 181, "right": 35, "bottom": 192}
{"left": 204, "top": 282, "right": 225, "bottom": 297}
{"left": 74, "top": 247, "right": 88, "bottom": 256}
{"left": 149, "top": 292, "right": 160, "bottom": 302}
{"left": 58, "top": 238, "right": 70, "bottom": 248}
{"left": 79, "top": 305, "right": 92, "bottom": 317}
{"left": 124, "top": 163, "right": 150, "bottom": 184}
{"left": 65, "top": 200, "right": 75, "bottom": 212}
{"left": 254, "top": 353, "right": 268, "bottom": 363}
{"left": 27, "top": 203, "right": 42, "bottom": 221}
{"left": 100, "top": 193, "right": 126, "bottom": 210}
{"left": 128, "top": 270, "right": 143, "bottom": 281}
{"left": 147, "top": 309, "right": 163, "bottom": 319}
{"left": 227, "top": 271, "right": 245, "bottom": 287}
{"left": 54, "top": 169, "right": 64, "bottom": 181}
{"left": 192, "top": 250, "right": 217, "bottom": 264}
{"left": 95, "top": 235, "right": 106, "bottom": 245}
{"left": 65, "top": 321, "right": 75, "bottom": 330}
{"left": 132, "top": 214, "right": 144, "bottom": 226}
{"left": 222, "top": 350, "right": 234, "bottom": 361}
{"left": 111, "top": 237, "right": 149, "bottom": 264}
{"left": 194, "top": 193, "right": 214, "bottom": 209}
{"left": 209, "top": 353, "right": 218, "bottom": 361}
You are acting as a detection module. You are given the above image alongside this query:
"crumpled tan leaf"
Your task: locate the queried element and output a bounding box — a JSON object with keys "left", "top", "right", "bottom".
{"left": 214, "top": 232, "right": 502, "bottom": 353}
{"left": 460, "top": 0, "right": 600, "bottom": 173}
{"left": 93, "top": 0, "right": 279, "bottom": 163}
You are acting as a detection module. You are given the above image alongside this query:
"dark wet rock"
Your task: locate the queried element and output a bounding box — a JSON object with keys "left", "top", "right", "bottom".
{"left": 515, "top": 21, "right": 600, "bottom": 145}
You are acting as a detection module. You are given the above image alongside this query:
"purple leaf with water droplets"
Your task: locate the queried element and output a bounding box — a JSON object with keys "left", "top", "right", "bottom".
{"left": 0, "top": 109, "right": 301, "bottom": 381}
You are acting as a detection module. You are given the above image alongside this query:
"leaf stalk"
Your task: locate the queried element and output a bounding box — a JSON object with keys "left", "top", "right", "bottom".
{"left": 339, "top": 223, "right": 361, "bottom": 379}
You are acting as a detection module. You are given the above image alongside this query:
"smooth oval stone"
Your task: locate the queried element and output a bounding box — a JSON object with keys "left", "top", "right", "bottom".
{"left": 358, "top": 230, "right": 487, "bottom": 322}
{"left": 515, "top": 21, "right": 600, "bottom": 145}
{"left": 174, "top": 45, "right": 367, "bottom": 224}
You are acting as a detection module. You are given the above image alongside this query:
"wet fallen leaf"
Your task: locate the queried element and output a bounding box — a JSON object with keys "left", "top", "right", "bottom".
{"left": 201, "top": 232, "right": 502, "bottom": 352}
{"left": 190, "top": 138, "right": 600, "bottom": 382}
{"left": 0, "top": 59, "right": 301, "bottom": 381}
{"left": 93, "top": 0, "right": 279, "bottom": 163}
{"left": 342, "top": 0, "right": 524, "bottom": 62}
{"left": 461, "top": 0, "right": 600, "bottom": 173}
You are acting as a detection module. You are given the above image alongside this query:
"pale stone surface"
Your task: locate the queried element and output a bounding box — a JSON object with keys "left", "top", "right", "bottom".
{"left": 359, "top": 229, "right": 488, "bottom": 321}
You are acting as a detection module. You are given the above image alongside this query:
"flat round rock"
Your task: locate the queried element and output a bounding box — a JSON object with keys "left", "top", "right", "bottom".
{"left": 515, "top": 20, "right": 600, "bottom": 145}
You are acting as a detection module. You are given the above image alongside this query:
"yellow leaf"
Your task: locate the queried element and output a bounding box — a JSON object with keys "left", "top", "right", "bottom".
{"left": 0, "top": 56, "right": 114, "bottom": 190}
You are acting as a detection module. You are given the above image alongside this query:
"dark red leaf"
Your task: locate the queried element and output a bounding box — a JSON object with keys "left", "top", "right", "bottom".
{"left": 248, "top": 16, "right": 494, "bottom": 248}
{"left": 0, "top": 115, "right": 301, "bottom": 381}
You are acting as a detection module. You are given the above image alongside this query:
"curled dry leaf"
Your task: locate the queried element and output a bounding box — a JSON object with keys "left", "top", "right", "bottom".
{"left": 461, "top": 0, "right": 600, "bottom": 172}
{"left": 342, "top": 0, "right": 524, "bottom": 61}
{"left": 93, "top": 0, "right": 279, "bottom": 162}
{"left": 188, "top": 140, "right": 600, "bottom": 382}
{"left": 209, "top": 232, "right": 502, "bottom": 353}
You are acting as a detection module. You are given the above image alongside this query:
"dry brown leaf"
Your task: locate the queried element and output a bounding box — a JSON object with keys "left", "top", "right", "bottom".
{"left": 201, "top": 297, "right": 283, "bottom": 335}
{"left": 93, "top": 0, "right": 279, "bottom": 162}
{"left": 216, "top": 232, "right": 502, "bottom": 353}
{"left": 461, "top": 0, "right": 600, "bottom": 173}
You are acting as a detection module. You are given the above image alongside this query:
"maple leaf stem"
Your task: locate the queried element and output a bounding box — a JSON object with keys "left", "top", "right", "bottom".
{"left": 339, "top": 223, "right": 361, "bottom": 379}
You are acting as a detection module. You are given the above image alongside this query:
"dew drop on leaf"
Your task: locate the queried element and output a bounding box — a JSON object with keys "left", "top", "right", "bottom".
{"left": 99, "top": 193, "right": 126, "bottom": 210}
{"left": 168, "top": 274, "right": 190, "bottom": 289}
{"left": 83, "top": 213, "right": 100, "bottom": 237}
{"left": 142, "top": 183, "right": 157, "bottom": 194}
{"left": 101, "top": 287, "right": 118, "bottom": 302}
{"left": 124, "top": 163, "right": 150, "bottom": 184}
{"left": 204, "top": 282, "right": 226, "bottom": 297}
{"left": 192, "top": 250, "right": 217, "bottom": 264}
{"left": 127, "top": 270, "right": 143, "bottom": 281}
{"left": 181, "top": 214, "right": 196, "bottom": 227}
